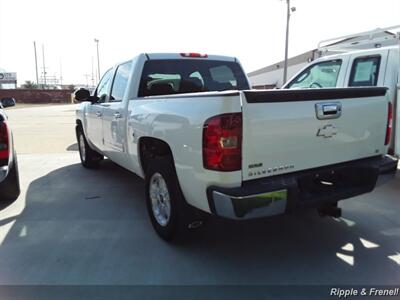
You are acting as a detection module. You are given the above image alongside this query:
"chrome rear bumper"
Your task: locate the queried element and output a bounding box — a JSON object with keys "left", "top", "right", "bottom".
{"left": 0, "top": 165, "right": 8, "bottom": 183}
{"left": 207, "top": 155, "right": 398, "bottom": 220}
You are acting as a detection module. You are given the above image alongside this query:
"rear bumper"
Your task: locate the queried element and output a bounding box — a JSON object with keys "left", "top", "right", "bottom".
{"left": 207, "top": 155, "right": 398, "bottom": 220}
{"left": 0, "top": 156, "right": 12, "bottom": 183}
{"left": 0, "top": 165, "right": 8, "bottom": 182}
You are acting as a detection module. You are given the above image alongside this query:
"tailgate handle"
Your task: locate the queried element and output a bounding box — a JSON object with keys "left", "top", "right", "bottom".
{"left": 315, "top": 102, "right": 342, "bottom": 120}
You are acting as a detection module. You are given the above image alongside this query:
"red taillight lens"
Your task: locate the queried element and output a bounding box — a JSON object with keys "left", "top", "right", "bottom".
{"left": 0, "top": 122, "right": 9, "bottom": 160}
{"left": 180, "top": 53, "right": 208, "bottom": 58}
{"left": 385, "top": 102, "right": 393, "bottom": 145}
{"left": 203, "top": 113, "right": 242, "bottom": 171}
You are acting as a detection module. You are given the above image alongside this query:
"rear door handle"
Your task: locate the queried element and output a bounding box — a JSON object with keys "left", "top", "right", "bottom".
{"left": 113, "top": 112, "right": 122, "bottom": 119}
{"left": 315, "top": 102, "right": 342, "bottom": 120}
{"left": 95, "top": 111, "right": 102, "bottom": 117}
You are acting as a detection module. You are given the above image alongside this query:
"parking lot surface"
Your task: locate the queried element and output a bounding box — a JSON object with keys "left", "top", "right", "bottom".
{"left": 0, "top": 104, "right": 399, "bottom": 285}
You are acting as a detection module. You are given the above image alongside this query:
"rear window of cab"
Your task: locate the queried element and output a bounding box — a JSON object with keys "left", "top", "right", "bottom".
{"left": 138, "top": 59, "right": 250, "bottom": 97}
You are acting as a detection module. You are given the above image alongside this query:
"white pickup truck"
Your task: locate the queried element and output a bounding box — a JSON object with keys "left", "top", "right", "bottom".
{"left": 75, "top": 53, "right": 397, "bottom": 240}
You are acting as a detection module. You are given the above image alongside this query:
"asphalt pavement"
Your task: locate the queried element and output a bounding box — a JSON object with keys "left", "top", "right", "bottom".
{"left": 0, "top": 104, "right": 399, "bottom": 288}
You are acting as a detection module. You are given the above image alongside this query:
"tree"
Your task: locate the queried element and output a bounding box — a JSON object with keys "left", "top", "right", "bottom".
{"left": 21, "top": 81, "right": 38, "bottom": 89}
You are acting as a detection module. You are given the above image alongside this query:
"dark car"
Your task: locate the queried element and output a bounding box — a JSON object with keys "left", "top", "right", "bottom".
{"left": 0, "top": 98, "right": 20, "bottom": 201}
{"left": 0, "top": 97, "right": 16, "bottom": 109}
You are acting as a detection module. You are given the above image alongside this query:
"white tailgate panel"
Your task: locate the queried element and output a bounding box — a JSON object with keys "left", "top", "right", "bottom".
{"left": 396, "top": 83, "right": 400, "bottom": 156}
{"left": 242, "top": 95, "right": 388, "bottom": 181}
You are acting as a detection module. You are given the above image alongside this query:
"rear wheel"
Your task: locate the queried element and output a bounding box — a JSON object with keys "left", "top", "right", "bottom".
{"left": 0, "top": 154, "right": 20, "bottom": 202}
{"left": 145, "top": 157, "right": 202, "bottom": 241}
{"left": 76, "top": 127, "right": 103, "bottom": 169}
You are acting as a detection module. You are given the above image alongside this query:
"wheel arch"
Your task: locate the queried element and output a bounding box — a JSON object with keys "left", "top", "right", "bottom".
{"left": 75, "top": 119, "right": 85, "bottom": 138}
{"left": 75, "top": 119, "right": 91, "bottom": 146}
{"left": 138, "top": 137, "right": 175, "bottom": 175}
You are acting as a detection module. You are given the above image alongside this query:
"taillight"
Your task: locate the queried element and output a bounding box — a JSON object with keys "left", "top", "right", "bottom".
{"left": 180, "top": 53, "right": 208, "bottom": 58}
{"left": 0, "top": 122, "right": 9, "bottom": 160}
{"left": 385, "top": 102, "right": 393, "bottom": 145}
{"left": 203, "top": 113, "right": 242, "bottom": 171}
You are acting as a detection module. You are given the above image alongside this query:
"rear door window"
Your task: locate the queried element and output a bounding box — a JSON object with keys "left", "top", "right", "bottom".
{"left": 138, "top": 59, "right": 249, "bottom": 97}
{"left": 349, "top": 56, "right": 381, "bottom": 87}
{"left": 286, "top": 60, "right": 342, "bottom": 89}
{"left": 110, "top": 61, "right": 132, "bottom": 102}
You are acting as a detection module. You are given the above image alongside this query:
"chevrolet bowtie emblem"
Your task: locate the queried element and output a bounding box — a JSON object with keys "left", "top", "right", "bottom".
{"left": 317, "top": 124, "right": 338, "bottom": 138}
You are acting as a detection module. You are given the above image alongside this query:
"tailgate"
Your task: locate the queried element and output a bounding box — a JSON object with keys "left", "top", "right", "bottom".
{"left": 241, "top": 87, "right": 389, "bottom": 181}
{"left": 396, "top": 83, "right": 400, "bottom": 156}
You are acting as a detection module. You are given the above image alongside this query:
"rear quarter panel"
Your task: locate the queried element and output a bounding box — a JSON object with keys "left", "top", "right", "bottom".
{"left": 127, "top": 93, "right": 242, "bottom": 212}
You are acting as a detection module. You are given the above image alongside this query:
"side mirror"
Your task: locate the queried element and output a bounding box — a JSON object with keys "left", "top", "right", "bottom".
{"left": 0, "top": 97, "right": 16, "bottom": 108}
{"left": 74, "top": 88, "right": 91, "bottom": 102}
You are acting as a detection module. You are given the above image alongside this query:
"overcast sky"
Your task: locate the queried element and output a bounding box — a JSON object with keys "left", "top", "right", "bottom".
{"left": 0, "top": 0, "right": 399, "bottom": 86}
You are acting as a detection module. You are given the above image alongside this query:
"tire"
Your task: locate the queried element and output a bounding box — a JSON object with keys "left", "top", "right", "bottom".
{"left": 76, "top": 126, "right": 103, "bottom": 169}
{"left": 0, "top": 154, "right": 21, "bottom": 202}
{"left": 145, "top": 156, "right": 195, "bottom": 241}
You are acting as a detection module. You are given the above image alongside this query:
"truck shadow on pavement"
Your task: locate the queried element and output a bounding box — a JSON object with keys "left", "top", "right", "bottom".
{"left": 66, "top": 143, "right": 79, "bottom": 151}
{"left": 0, "top": 160, "right": 399, "bottom": 285}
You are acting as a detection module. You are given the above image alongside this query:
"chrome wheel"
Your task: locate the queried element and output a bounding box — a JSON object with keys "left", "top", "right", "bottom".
{"left": 79, "top": 133, "right": 86, "bottom": 161}
{"left": 149, "top": 173, "right": 171, "bottom": 227}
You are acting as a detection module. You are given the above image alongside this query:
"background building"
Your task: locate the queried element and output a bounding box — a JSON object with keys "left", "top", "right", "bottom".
{"left": 0, "top": 68, "right": 18, "bottom": 89}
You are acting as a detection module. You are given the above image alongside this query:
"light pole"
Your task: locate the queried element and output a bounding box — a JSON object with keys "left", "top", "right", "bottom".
{"left": 42, "top": 44, "right": 47, "bottom": 89}
{"left": 91, "top": 56, "right": 95, "bottom": 87}
{"left": 33, "top": 41, "right": 39, "bottom": 85}
{"left": 59, "top": 60, "right": 63, "bottom": 88}
{"left": 94, "top": 39, "right": 100, "bottom": 83}
{"left": 283, "top": 0, "right": 296, "bottom": 85}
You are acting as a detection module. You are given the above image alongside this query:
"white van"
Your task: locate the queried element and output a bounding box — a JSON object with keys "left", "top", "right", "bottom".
{"left": 283, "top": 45, "right": 400, "bottom": 157}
